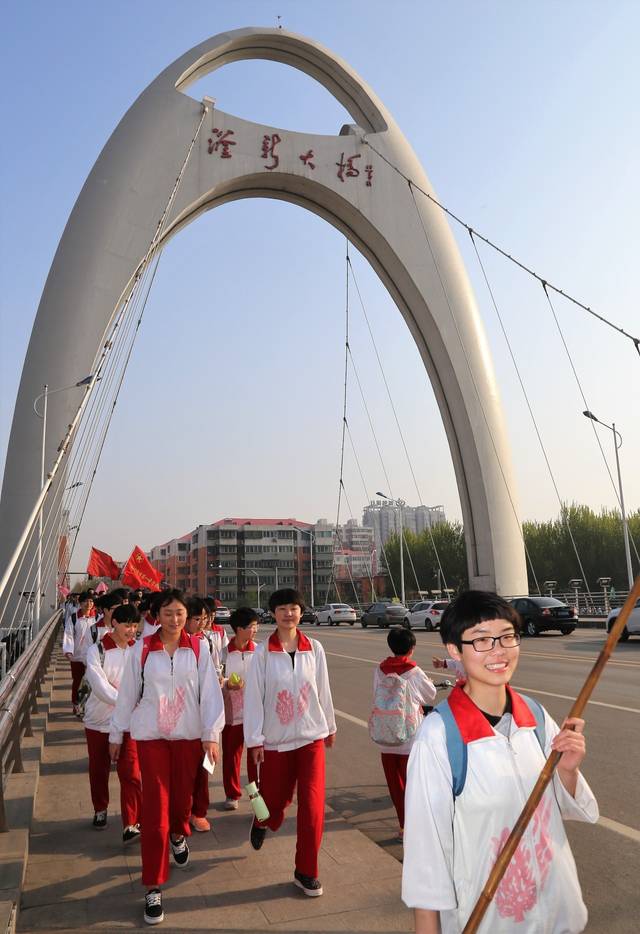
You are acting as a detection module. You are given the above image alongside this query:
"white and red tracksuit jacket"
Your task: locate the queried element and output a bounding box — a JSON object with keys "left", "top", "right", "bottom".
{"left": 208, "top": 623, "right": 229, "bottom": 659}
{"left": 372, "top": 656, "right": 437, "bottom": 755}
{"left": 141, "top": 614, "right": 159, "bottom": 638}
{"left": 83, "top": 633, "right": 136, "bottom": 733}
{"left": 62, "top": 613, "right": 95, "bottom": 663}
{"left": 244, "top": 630, "right": 336, "bottom": 752}
{"left": 220, "top": 637, "right": 257, "bottom": 726}
{"left": 402, "top": 684, "right": 599, "bottom": 933}
{"left": 109, "top": 628, "right": 224, "bottom": 745}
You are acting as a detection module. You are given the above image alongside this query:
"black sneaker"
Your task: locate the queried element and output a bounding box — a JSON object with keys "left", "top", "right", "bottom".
{"left": 294, "top": 870, "right": 323, "bottom": 897}
{"left": 122, "top": 823, "right": 141, "bottom": 845}
{"left": 250, "top": 819, "right": 267, "bottom": 851}
{"left": 170, "top": 835, "right": 189, "bottom": 868}
{"left": 144, "top": 888, "right": 164, "bottom": 925}
{"left": 92, "top": 810, "right": 107, "bottom": 829}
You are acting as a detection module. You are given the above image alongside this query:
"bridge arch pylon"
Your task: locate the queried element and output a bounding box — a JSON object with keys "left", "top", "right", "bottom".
{"left": 0, "top": 27, "right": 528, "bottom": 598}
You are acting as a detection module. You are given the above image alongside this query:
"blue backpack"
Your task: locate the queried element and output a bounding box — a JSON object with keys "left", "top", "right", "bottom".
{"left": 434, "top": 693, "right": 546, "bottom": 797}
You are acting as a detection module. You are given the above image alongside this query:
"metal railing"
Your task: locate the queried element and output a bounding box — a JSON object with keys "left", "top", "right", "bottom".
{"left": 0, "top": 609, "right": 61, "bottom": 832}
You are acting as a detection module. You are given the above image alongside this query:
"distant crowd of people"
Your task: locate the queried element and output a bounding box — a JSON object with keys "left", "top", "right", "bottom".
{"left": 61, "top": 586, "right": 598, "bottom": 932}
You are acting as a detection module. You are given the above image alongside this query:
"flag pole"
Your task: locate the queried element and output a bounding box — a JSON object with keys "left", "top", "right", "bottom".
{"left": 463, "top": 575, "right": 640, "bottom": 934}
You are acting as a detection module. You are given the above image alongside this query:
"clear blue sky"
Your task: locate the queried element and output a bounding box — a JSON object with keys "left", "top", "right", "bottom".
{"left": 1, "top": 0, "right": 638, "bottom": 568}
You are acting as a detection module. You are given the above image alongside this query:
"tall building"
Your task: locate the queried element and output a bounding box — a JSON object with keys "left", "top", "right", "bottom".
{"left": 362, "top": 499, "right": 446, "bottom": 554}
{"left": 148, "top": 516, "right": 376, "bottom": 606}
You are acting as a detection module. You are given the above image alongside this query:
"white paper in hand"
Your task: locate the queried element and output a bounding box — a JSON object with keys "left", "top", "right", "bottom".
{"left": 202, "top": 752, "right": 215, "bottom": 775}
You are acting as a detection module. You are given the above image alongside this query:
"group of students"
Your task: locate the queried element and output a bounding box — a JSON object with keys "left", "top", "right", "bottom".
{"left": 62, "top": 586, "right": 336, "bottom": 926}
{"left": 62, "top": 585, "right": 598, "bottom": 933}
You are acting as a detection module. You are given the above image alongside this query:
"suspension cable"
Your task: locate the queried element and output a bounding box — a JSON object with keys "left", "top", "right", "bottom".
{"left": 347, "top": 255, "right": 450, "bottom": 594}
{"left": 362, "top": 137, "right": 640, "bottom": 356}
{"left": 326, "top": 242, "right": 352, "bottom": 604}
{"left": 469, "top": 231, "right": 595, "bottom": 603}
{"left": 541, "top": 283, "right": 639, "bottom": 565}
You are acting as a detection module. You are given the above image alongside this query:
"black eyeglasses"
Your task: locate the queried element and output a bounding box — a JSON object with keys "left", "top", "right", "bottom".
{"left": 460, "top": 633, "right": 521, "bottom": 653}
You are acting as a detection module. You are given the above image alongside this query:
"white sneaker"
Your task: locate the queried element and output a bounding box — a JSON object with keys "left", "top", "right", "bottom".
{"left": 224, "top": 798, "right": 239, "bottom": 810}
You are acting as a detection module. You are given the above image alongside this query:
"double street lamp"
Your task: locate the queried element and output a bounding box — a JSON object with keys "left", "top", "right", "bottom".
{"left": 583, "top": 410, "right": 634, "bottom": 589}
{"left": 376, "top": 492, "right": 406, "bottom": 606}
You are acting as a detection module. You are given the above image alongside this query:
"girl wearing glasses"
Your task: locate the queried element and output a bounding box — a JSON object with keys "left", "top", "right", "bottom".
{"left": 402, "top": 590, "right": 598, "bottom": 934}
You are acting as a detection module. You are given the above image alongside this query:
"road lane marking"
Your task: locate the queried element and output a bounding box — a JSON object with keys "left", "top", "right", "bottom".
{"left": 333, "top": 709, "right": 640, "bottom": 843}
{"left": 326, "top": 651, "right": 640, "bottom": 714}
{"left": 334, "top": 708, "right": 368, "bottom": 729}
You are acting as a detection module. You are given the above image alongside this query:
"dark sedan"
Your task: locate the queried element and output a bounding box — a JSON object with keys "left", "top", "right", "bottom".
{"left": 510, "top": 596, "right": 577, "bottom": 636}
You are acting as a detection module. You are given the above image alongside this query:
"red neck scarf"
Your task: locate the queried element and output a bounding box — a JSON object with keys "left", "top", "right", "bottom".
{"left": 380, "top": 655, "right": 417, "bottom": 675}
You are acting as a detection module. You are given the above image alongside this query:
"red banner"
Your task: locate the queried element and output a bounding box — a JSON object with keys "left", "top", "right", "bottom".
{"left": 121, "top": 545, "right": 163, "bottom": 591}
{"left": 87, "top": 546, "right": 121, "bottom": 580}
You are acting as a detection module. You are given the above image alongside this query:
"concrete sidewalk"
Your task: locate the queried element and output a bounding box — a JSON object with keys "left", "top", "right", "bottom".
{"left": 18, "top": 652, "right": 413, "bottom": 933}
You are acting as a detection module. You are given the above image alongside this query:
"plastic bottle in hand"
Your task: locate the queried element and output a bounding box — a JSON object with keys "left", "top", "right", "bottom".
{"left": 245, "top": 781, "right": 270, "bottom": 821}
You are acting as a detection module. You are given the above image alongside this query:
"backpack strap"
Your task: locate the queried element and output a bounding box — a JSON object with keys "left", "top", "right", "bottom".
{"left": 71, "top": 611, "right": 77, "bottom": 628}
{"left": 435, "top": 693, "right": 547, "bottom": 798}
{"left": 97, "top": 640, "right": 105, "bottom": 665}
{"left": 518, "top": 693, "right": 546, "bottom": 753}
{"left": 90, "top": 624, "right": 99, "bottom": 644}
{"left": 433, "top": 699, "right": 467, "bottom": 798}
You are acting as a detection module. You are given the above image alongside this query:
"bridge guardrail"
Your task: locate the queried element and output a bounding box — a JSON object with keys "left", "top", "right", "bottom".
{"left": 0, "top": 609, "right": 61, "bottom": 832}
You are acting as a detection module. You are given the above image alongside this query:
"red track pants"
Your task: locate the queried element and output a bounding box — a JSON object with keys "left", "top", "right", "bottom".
{"left": 191, "top": 763, "right": 210, "bottom": 819}
{"left": 84, "top": 728, "right": 142, "bottom": 826}
{"left": 381, "top": 752, "right": 409, "bottom": 829}
{"left": 70, "top": 661, "right": 85, "bottom": 704}
{"left": 137, "top": 738, "right": 202, "bottom": 887}
{"left": 257, "top": 739, "right": 325, "bottom": 877}
{"left": 222, "top": 723, "right": 258, "bottom": 800}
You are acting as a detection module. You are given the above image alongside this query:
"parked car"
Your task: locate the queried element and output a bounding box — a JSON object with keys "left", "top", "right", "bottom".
{"left": 409, "top": 600, "right": 449, "bottom": 630}
{"left": 361, "top": 601, "right": 411, "bottom": 629}
{"left": 315, "top": 603, "right": 356, "bottom": 626}
{"left": 300, "top": 607, "right": 318, "bottom": 625}
{"left": 215, "top": 606, "right": 231, "bottom": 621}
{"left": 510, "top": 597, "right": 577, "bottom": 636}
{"left": 606, "top": 598, "right": 640, "bottom": 641}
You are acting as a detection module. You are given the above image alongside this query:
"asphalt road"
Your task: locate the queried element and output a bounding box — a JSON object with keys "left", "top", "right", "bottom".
{"left": 298, "top": 623, "right": 640, "bottom": 934}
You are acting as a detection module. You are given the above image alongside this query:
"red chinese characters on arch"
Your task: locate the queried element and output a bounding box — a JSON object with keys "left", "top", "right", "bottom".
{"left": 208, "top": 128, "right": 236, "bottom": 158}
{"left": 299, "top": 149, "right": 316, "bottom": 169}
{"left": 261, "top": 133, "right": 282, "bottom": 170}
{"left": 336, "top": 152, "right": 374, "bottom": 187}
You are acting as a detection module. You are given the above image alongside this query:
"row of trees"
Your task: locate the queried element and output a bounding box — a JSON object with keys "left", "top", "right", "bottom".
{"left": 380, "top": 504, "right": 640, "bottom": 599}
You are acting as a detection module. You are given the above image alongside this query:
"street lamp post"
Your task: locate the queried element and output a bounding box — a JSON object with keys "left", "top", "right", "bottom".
{"left": 583, "top": 411, "right": 634, "bottom": 589}
{"left": 293, "top": 527, "right": 315, "bottom": 607}
{"left": 376, "top": 492, "right": 405, "bottom": 606}
{"left": 32, "top": 375, "right": 94, "bottom": 632}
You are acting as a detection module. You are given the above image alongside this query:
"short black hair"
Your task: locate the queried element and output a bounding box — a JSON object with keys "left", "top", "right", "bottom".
{"left": 268, "top": 588, "right": 305, "bottom": 613}
{"left": 155, "top": 588, "right": 189, "bottom": 613}
{"left": 439, "top": 590, "right": 521, "bottom": 649}
{"left": 112, "top": 603, "right": 140, "bottom": 625}
{"left": 101, "top": 592, "right": 122, "bottom": 610}
{"left": 230, "top": 606, "right": 259, "bottom": 632}
{"left": 78, "top": 590, "right": 92, "bottom": 603}
{"left": 186, "top": 595, "right": 207, "bottom": 618}
{"left": 387, "top": 626, "right": 416, "bottom": 655}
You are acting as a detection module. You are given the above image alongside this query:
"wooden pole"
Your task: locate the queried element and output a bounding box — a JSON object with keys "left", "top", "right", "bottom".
{"left": 463, "top": 575, "right": 640, "bottom": 934}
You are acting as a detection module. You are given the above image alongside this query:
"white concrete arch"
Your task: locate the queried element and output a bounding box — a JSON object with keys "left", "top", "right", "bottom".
{"left": 0, "top": 27, "right": 528, "bottom": 599}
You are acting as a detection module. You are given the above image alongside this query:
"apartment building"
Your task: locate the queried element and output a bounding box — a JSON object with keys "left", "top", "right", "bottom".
{"left": 148, "top": 516, "right": 376, "bottom": 606}
{"left": 362, "top": 499, "right": 446, "bottom": 554}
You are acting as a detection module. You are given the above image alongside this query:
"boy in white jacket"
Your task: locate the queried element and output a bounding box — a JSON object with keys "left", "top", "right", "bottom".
{"left": 244, "top": 588, "right": 336, "bottom": 898}
{"left": 370, "top": 627, "right": 436, "bottom": 835}
{"left": 220, "top": 606, "right": 259, "bottom": 809}
{"left": 402, "top": 590, "right": 598, "bottom": 934}
{"left": 62, "top": 591, "right": 95, "bottom": 714}
{"left": 109, "top": 590, "right": 224, "bottom": 927}
{"left": 83, "top": 602, "right": 142, "bottom": 837}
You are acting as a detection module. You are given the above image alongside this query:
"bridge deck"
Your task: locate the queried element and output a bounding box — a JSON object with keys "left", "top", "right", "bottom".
{"left": 17, "top": 651, "right": 411, "bottom": 932}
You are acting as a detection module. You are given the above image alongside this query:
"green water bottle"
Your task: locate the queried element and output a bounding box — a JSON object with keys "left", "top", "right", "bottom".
{"left": 245, "top": 781, "right": 270, "bottom": 822}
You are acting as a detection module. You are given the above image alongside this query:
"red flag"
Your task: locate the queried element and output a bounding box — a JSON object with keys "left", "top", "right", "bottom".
{"left": 87, "top": 546, "right": 120, "bottom": 580}
{"left": 121, "top": 545, "right": 163, "bottom": 591}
